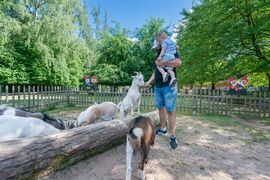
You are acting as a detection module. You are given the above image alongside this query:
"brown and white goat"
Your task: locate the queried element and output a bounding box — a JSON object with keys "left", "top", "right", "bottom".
{"left": 125, "top": 116, "right": 155, "bottom": 180}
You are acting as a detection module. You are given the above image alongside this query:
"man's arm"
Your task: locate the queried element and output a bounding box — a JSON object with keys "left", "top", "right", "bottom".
{"left": 144, "top": 72, "right": 155, "bottom": 87}
{"left": 156, "top": 58, "right": 182, "bottom": 68}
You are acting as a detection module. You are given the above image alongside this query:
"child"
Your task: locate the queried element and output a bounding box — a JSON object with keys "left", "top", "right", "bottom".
{"left": 156, "top": 32, "right": 177, "bottom": 87}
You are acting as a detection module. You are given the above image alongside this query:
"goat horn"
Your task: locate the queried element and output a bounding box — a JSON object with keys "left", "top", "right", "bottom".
{"left": 134, "top": 71, "right": 139, "bottom": 75}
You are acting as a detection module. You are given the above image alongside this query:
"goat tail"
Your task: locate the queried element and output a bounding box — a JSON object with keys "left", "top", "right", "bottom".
{"left": 128, "top": 127, "right": 143, "bottom": 149}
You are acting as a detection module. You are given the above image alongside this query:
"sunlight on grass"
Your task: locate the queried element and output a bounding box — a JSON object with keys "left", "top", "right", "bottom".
{"left": 191, "top": 113, "right": 270, "bottom": 142}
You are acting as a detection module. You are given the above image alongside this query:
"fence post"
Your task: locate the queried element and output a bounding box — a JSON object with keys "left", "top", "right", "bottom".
{"left": 5, "top": 85, "right": 8, "bottom": 104}
{"left": 41, "top": 86, "right": 44, "bottom": 109}
{"left": 37, "top": 86, "right": 40, "bottom": 110}
{"left": 28, "top": 85, "right": 31, "bottom": 110}
{"left": 18, "top": 85, "right": 21, "bottom": 108}
{"left": 192, "top": 88, "right": 197, "bottom": 115}
{"left": 178, "top": 88, "right": 181, "bottom": 112}
{"left": 32, "top": 86, "right": 35, "bottom": 111}
{"left": 12, "top": 85, "right": 15, "bottom": 107}
{"left": 199, "top": 88, "right": 202, "bottom": 113}
{"left": 67, "top": 87, "right": 71, "bottom": 105}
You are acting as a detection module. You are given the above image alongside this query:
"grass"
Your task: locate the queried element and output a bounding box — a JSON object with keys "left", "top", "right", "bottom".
{"left": 43, "top": 105, "right": 87, "bottom": 114}
{"left": 189, "top": 113, "right": 270, "bottom": 142}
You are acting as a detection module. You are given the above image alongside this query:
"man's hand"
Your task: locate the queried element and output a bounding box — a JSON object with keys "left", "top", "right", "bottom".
{"left": 144, "top": 81, "right": 151, "bottom": 87}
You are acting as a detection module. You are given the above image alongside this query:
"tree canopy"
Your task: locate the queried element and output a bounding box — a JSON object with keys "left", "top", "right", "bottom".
{"left": 176, "top": 0, "right": 270, "bottom": 88}
{"left": 0, "top": 0, "right": 269, "bottom": 88}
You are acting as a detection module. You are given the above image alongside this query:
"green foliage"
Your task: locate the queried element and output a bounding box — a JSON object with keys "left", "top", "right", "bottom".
{"left": 93, "top": 63, "right": 125, "bottom": 85}
{"left": 177, "top": 0, "right": 270, "bottom": 87}
{"left": 133, "top": 17, "right": 170, "bottom": 80}
{"left": 0, "top": 0, "right": 96, "bottom": 86}
{"left": 249, "top": 73, "right": 268, "bottom": 87}
{"left": 91, "top": 17, "right": 170, "bottom": 85}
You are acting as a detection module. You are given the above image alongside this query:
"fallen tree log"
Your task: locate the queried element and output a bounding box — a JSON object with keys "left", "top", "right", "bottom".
{"left": 0, "top": 111, "right": 159, "bottom": 179}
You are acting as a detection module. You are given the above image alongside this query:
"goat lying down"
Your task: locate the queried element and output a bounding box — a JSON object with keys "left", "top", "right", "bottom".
{"left": 77, "top": 101, "right": 118, "bottom": 127}
{"left": 0, "top": 115, "right": 60, "bottom": 142}
{"left": 126, "top": 116, "right": 155, "bottom": 180}
{"left": 0, "top": 106, "right": 65, "bottom": 130}
{"left": 119, "top": 72, "right": 144, "bottom": 118}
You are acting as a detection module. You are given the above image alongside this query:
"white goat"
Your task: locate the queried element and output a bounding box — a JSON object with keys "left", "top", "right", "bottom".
{"left": 0, "top": 105, "right": 66, "bottom": 130}
{"left": 0, "top": 105, "right": 44, "bottom": 119}
{"left": 126, "top": 116, "right": 155, "bottom": 180}
{"left": 119, "top": 72, "right": 144, "bottom": 118}
{"left": 0, "top": 115, "right": 60, "bottom": 142}
{"left": 77, "top": 101, "right": 118, "bottom": 127}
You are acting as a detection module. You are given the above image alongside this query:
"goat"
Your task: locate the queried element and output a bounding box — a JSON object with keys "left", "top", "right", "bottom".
{"left": 0, "top": 106, "right": 65, "bottom": 130}
{"left": 76, "top": 101, "right": 118, "bottom": 127}
{"left": 125, "top": 116, "right": 155, "bottom": 180}
{"left": 0, "top": 115, "right": 60, "bottom": 142}
{"left": 119, "top": 72, "right": 144, "bottom": 118}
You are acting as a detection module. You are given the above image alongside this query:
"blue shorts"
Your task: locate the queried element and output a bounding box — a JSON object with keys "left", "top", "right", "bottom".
{"left": 163, "top": 53, "right": 175, "bottom": 61}
{"left": 154, "top": 85, "right": 177, "bottom": 112}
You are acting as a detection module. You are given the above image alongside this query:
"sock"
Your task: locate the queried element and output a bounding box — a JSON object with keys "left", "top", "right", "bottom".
{"left": 171, "top": 135, "right": 176, "bottom": 139}
{"left": 161, "top": 127, "right": 166, "bottom": 131}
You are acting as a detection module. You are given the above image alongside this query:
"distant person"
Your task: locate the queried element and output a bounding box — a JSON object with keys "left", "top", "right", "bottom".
{"left": 156, "top": 32, "right": 177, "bottom": 87}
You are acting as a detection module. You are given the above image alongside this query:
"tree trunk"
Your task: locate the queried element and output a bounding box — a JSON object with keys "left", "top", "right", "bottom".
{"left": 0, "top": 111, "right": 159, "bottom": 179}
{"left": 211, "top": 82, "right": 215, "bottom": 91}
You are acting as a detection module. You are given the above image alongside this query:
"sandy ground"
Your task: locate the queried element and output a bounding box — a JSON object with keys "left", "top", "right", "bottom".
{"left": 44, "top": 116, "right": 270, "bottom": 180}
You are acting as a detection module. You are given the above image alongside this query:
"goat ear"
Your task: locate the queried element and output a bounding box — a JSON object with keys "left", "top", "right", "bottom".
{"left": 131, "top": 76, "right": 136, "bottom": 78}
{"left": 94, "top": 102, "right": 98, "bottom": 105}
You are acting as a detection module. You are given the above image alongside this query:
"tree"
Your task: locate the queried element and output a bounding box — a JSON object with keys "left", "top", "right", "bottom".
{"left": 176, "top": 0, "right": 270, "bottom": 89}
{"left": 91, "top": 6, "right": 101, "bottom": 39}
{"left": 134, "top": 17, "right": 170, "bottom": 79}
{"left": 0, "top": 0, "right": 97, "bottom": 86}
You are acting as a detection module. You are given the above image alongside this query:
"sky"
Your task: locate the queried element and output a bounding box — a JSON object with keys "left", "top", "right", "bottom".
{"left": 84, "top": 0, "right": 194, "bottom": 33}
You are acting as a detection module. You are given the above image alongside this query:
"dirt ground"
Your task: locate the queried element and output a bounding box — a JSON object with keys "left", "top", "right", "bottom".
{"left": 44, "top": 114, "right": 270, "bottom": 180}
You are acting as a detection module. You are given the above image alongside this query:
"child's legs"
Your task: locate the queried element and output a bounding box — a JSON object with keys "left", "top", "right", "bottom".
{"left": 157, "top": 66, "right": 166, "bottom": 74}
{"left": 162, "top": 54, "right": 175, "bottom": 79}
{"left": 166, "top": 67, "right": 175, "bottom": 79}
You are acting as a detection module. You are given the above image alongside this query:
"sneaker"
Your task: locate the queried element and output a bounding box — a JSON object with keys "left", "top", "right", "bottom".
{"left": 162, "top": 72, "right": 169, "bottom": 82}
{"left": 156, "top": 128, "right": 168, "bottom": 135}
{"left": 169, "top": 78, "right": 177, "bottom": 87}
{"left": 170, "top": 136, "right": 179, "bottom": 150}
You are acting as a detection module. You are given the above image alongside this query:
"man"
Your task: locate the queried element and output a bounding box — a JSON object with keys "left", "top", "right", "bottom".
{"left": 145, "top": 36, "right": 182, "bottom": 150}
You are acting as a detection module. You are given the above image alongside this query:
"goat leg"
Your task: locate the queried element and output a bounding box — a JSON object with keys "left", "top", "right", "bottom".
{"left": 139, "top": 144, "right": 147, "bottom": 180}
{"left": 137, "top": 98, "right": 141, "bottom": 114}
{"left": 125, "top": 136, "right": 133, "bottom": 180}
{"left": 131, "top": 108, "right": 134, "bottom": 116}
{"left": 144, "top": 146, "right": 150, "bottom": 164}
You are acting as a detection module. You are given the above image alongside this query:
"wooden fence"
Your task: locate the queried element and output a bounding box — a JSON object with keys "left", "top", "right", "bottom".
{"left": 0, "top": 85, "right": 269, "bottom": 118}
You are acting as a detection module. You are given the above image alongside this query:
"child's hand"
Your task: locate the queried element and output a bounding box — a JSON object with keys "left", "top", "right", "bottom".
{"left": 157, "top": 56, "right": 162, "bottom": 61}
